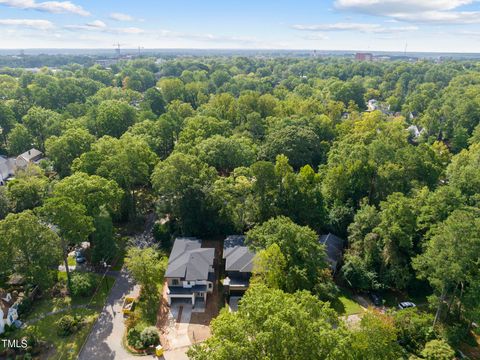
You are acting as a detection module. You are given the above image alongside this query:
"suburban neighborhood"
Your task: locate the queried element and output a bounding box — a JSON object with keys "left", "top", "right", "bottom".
{"left": 1, "top": 4, "right": 480, "bottom": 356}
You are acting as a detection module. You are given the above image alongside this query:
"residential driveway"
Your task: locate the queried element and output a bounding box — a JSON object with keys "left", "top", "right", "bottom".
{"left": 164, "top": 300, "right": 193, "bottom": 350}
{"left": 78, "top": 269, "right": 189, "bottom": 360}
{"left": 78, "top": 269, "right": 143, "bottom": 360}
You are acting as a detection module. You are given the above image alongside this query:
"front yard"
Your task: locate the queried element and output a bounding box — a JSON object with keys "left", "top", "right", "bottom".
{"left": 1, "top": 273, "right": 115, "bottom": 359}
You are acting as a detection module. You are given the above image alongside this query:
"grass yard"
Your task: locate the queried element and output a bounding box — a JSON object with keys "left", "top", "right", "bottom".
{"left": 25, "top": 274, "right": 115, "bottom": 321}
{"left": 1, "top": 273, "right": 116, "bottom": 359}
{"left": 12, "top": 308, "right": 98, "bottom": 360}
{"left": 331, "top": 288, "right": 364, "bottom": 316}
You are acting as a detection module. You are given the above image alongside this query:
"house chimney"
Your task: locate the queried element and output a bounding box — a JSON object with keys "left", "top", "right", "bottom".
{"left": 28, "top": 150, "right": 31, "bottom": 155}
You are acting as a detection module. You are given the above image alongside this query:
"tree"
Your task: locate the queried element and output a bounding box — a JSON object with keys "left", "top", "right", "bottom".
{"left": 142, "top": 87, "right": 166, "bottom": 116}
{"left": 420, "top": 339, "right": 455, "bottom": 360}
{"left": 0, "top": 210, "right": 61, "bottom": 289}
{"left": 157, "top": 78, "right": 185, "bottom": 103}
{"left": 246, "top": 216, "right": 328, "bottom": 293}
{"left": 413, "top": 209, "right": 480, "bottom": 326}
{"left": 251, "top": 243, "right": 286, "bottom": 289}
{"left": 260, "top": 125, "right": 327, "bottom": 169}
{"left": 196, "top": 135, "right": 257, "bottom": 174}
{"left": 7, "top": 166, "right": 48, "bottom": 212}
{"left": 188, "top": 285, "right": 348, "bottom": 360}
{"left": 0, "top": 187, "right": 9, "bottom": 220}
{"left": 124, "top": 247, "right": 167, "bottom": 295}
{"left": 127, "top": 118, "right": 175, "bottom": 159}
{"left": 53, "top": 172, "right": 123, "bottom": 217}
{"left": 72, "top": 134, "right": 158, "bottom": 219}
{"left": 7, "top": 123, "right": 34, "bottom": 155}
{"left": 45, "top": 127, "right": 95, "bottom": 177}
{"left": 91, "top": 100, "right": 136, "bottom": 138}
{"left": 392, "top": 308, "right": 434, "bottom": 354}
{"left": 446, "top": 143, "right": 480, "bottom": 201}
{"left": 0, "top": 101, "right": 16, "bottom": 147}
{"left": 38, "top": 197, "right": 94, "bottom": 292}
{"left": 350, "top": 312, "right": 402, "bottom": 360}
{"left": 22, "top": 106, "right": 61, "bottom": 150}
{"left": 151, "top": 152, "right": 216, "bottom": 234}
{"left": 89, "top": 209, "right": 116, "bottom": 266}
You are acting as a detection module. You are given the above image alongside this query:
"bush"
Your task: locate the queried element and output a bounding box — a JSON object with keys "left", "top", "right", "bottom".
{"left": 127, "top": 326, "right": 159, "bottom": 350}
{"left": 393, "top": 308, "right": 435, "bottom": 354}
{"left": 140, "top": 326, "right": 159, "bottom": 347}
{"left": 127, "top": 327, "right": 143, "bottom": 350}
{"left": 70, "top": 273, "right": 97, "bottom": 297}
{"left": 56, "top": 315, "right": 82, "bottom": 337}
{"left": 17, "top": 297, "right": 33, "bottom": 316}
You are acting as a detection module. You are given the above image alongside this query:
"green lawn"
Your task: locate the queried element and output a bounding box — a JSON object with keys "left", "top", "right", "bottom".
{"left": 331, "top": 288, "right": 364, "bottom": 316}
{"left": 1, "top": 273, "right": 115, "bottom": 359}
{"left": 25, "top": 274, "right": 115, "bottom": 321}
{"left": 8, "top": 308, "right": 98, "bottom": 360}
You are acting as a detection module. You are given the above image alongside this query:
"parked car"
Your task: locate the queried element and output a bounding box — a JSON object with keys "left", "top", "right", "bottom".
{"left": 398, "top": 301, "right": 416, "bottom": 310}
{"left": 369, "top": 292, "right": 382, "bottom": 306}
{"left": 75, "top": 250, "right": 86, "bottom": 264}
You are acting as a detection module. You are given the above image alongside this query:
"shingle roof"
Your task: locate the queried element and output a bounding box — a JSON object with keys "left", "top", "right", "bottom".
{"left": 165, "top": 238, "right": 215, "bottom": 281}
{"left": 0, "top": 157, "right": 15, "bottom": 181}
{"left": 319, "top": 233, "right": 345, "bottom": 270}
{"left": 223, "top": 235, "right": 255, "bottom": 273}
{"left": 18, "top": 148, "right": 42, "bottom": 162}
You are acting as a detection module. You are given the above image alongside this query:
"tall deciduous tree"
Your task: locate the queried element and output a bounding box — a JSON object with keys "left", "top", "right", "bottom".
{"left": 246, "top": 216, "right": 328, "bottom": 293}
{"left": 188, "top": 285, "right": 348, "bottom": 360}
{"left": 413, "top": 209, "right": 480, "bottom": 326}
{"left": 0, "top": 210, "right": 61, "bottom": 289}
{"left": 38, "top": 197, "right": 94, "bottom": 292}
{"left": 45, "top": 127, "right": 95, "bottom": 177}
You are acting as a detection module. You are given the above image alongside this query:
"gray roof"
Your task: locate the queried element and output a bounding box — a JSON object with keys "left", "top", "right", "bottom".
{"left": 18, "top": 148, "right": 43, "bottom": 162}
{"left": 0, "top": 157, "right": 16, "bottom": 181}
{"left": 319, "top": 233, "right": 345, "bottom": 270}
{"left": 165, "top": 238, "right": 214, "bottom": 281}
{"left": 223, "top": 235, "right": 255, "bottom": 273}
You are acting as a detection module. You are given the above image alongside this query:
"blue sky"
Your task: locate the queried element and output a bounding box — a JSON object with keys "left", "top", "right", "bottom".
{"left": 0, "top": 0, "right": 480, "bottom": 52}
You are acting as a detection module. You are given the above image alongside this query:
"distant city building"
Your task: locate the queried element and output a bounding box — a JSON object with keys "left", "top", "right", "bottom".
{"left": 355, "top": 52, "right": 373, "bottom": 61}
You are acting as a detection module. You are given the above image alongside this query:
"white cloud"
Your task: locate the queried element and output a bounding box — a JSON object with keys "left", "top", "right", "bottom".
{"left": 292, "top": 22, "right": 418, "bottom": 33}
{"left": 0, "top": 0, "right": 90, "bottom": 16}
{"left": 65, "top": 21, "right": 144, "bottom": 34}
{"left": 109, "top": 12, "right": 134, "bottom": 22}
{"left": 86, "top": 20, "right": 106, "bottom": 28}
{"left": 334, "top": 0, "right": 480, "bottom": 24}
{"left": 0, "top": 18, "right": 54, "bottom": 30}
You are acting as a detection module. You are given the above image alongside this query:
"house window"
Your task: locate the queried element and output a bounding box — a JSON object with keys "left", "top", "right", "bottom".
{"left": 172, "top": 279, "right": 179, "bottom": 286}
{"left": 208, "top": 283, "right": 212, "bottom": 289}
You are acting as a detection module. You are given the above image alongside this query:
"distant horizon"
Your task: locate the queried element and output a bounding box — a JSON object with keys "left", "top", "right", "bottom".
{"left": 1, "top": 1, "right": 480, "bottom": 52}
{"left": 1, "top": 48, "right": 480, "bottom": 57}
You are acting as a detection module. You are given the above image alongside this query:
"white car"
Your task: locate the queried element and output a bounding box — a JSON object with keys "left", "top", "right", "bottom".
{"left": 398, "top": 301, "right": 416, "bottom": 310}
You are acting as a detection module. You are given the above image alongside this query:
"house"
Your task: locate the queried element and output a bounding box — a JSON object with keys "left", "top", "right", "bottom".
{"left": 319, "top": 233, "right": 345, "bottom": 274}
{"left": 222, "top": 235, "right": 255, "bottom": 295}
{"left": 0, "top": 157, "right": 16, "bottom": 186}
{"left": 165, "top": 238, "right": 215, "bottom": 307}
{"left": 16, "top": 148, "right": 43, "bottom": 169}
{"left": 367, "top": 99, "right": 379, "bottom": 111}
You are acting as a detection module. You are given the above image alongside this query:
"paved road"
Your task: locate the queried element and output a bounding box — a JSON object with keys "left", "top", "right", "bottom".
{"left": 78, "top": 269, "right": 189, "bottom": 360}
{"left": 78, "top": 269, "right": 143, "bottom": 360}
